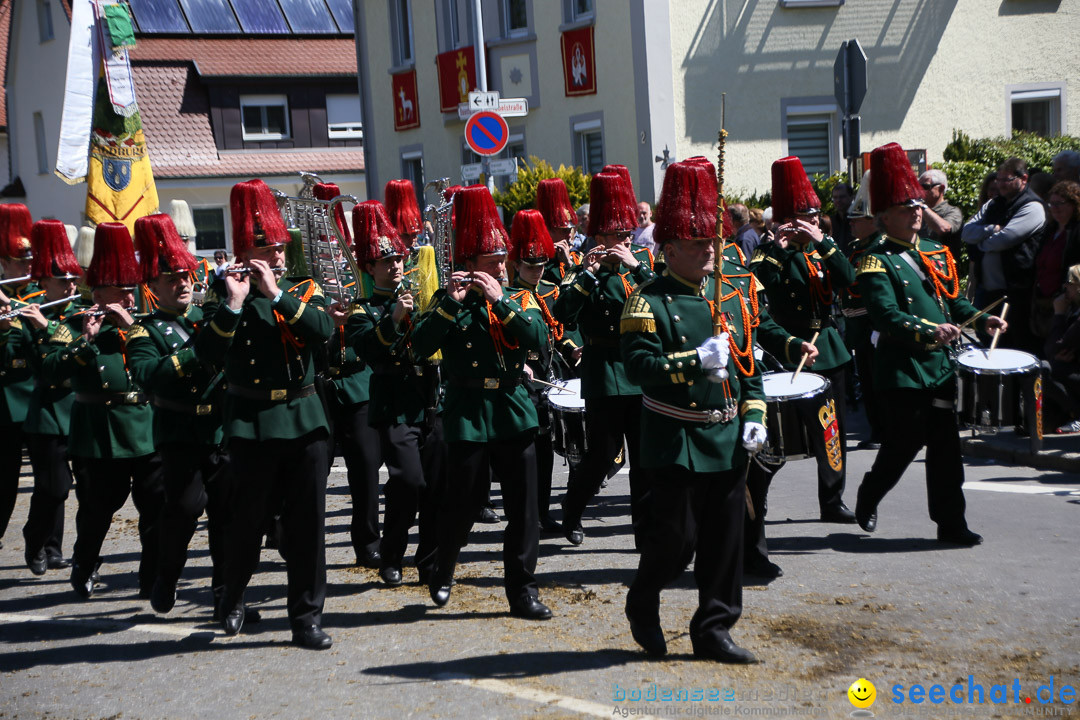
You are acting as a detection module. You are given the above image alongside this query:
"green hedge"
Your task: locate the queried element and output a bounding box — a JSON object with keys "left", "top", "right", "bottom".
{"left": 492, "top": 156, "right": 591, "bottom": 221}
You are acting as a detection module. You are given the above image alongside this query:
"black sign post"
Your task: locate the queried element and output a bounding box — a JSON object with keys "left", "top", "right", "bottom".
{"left": 834, "top": 39, "right": 868, "bottom": 184}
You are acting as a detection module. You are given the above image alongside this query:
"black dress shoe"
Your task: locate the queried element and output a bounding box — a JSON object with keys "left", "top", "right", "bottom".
{"left": 292, "top": 624, "right": 333, "bottom": 650}
{"left": 820, "top": 503, "right": 857, "bottom": 524}
{"left": 744, "top": 556, "right": 784, "bottom": 579}
{"left": 937, "top": 527, "right": 983, "bottom": 546}
{"left": 856, "top": 439, "right": 881, "bottom": 450}
{"left": 429, "top": 581, "right": 451, "bottom": 607}
{"left": 220, "top": 602, "right": 245, "bottom": 636}
{"left": 693, "top": 637, "right": 758, "bottom": 664}
{"left": 26, "top": 549, "right": 47, "bottom": 576}
{"left": 625, "top": 609, "right": 666, "bottom": 657}
{"left": 477, "top": 506, "right": 500, "bottom": 524}
{"left": 356, "top": 548, "right": 381, "bottom": 569}
{"left": 46, "top": 555, "right": 71, "bottom": 570}
{"left": 539, "top": 515, "right": 562, "bottom": 533}
{"left": 380, "top": 566, "right": 403, "bottom": 586}
{"left": 855, "top": 499, "right": 877, "bottom": 532}
{"left": 150, "top": 579, "right": 177, "bottom": 614}
{"left": 70, "top": 565, "right": 95, "bottom": 599}
{"left": 509, "top": 596, "right": 552, "bottom": 620}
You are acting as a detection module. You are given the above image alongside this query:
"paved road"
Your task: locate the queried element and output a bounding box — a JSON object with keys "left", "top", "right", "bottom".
{"left": 1, "top": 412, "right": 1078, "bottom": 719}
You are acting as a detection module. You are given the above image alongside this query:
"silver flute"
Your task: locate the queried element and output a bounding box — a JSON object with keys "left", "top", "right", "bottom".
{"left": 0, "top": 293, "right": 80, "bottom": 321}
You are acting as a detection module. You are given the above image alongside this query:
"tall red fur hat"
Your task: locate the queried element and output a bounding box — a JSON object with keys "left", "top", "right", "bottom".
{"left": 771, "top": 156, "right": 821, "bottom": 222}
{"left": 453, "top": 185, "right": 508, "bottom": 262}
{"left": 313, "top": 182, "right": 352, "bottom": 247}
{"left": 134, "top": 213, "right": 198, "bottom": 282}
{"left": 0, "top": 203, "right": 33, "bottom": 259}
{"left": 535, "top": 178, "right": 577, "bottom": 229}
{"left": 443, "top": 185, "right": 464, "bottom": 203}
{"left": 509, "top": 209, "right": 555, "bottom": 264}
{"left": 602, "top": 164, "right": 636, "bottom": 200}
{"left": 230, "top": 179, "right": 289, "bottom": 253}
{"left": 352, "top": 200, "right": 407, "bottom": 266}
{"left": 30, "top": 219, "right": 81, "bottom": 280}
{"left": 587, "top": 172, "right": 637, "bottom": 236}
{"left": 654, "top": 161, "right": 717, "bottom": 243}
{"left": 869, "top": 143, "right": 924, "bottom": 215}
{"left": 87, "top": 222, "right": 140, "bottom": 288}
{"left": 384, "top": 179, "right": 423, "bottom": 237}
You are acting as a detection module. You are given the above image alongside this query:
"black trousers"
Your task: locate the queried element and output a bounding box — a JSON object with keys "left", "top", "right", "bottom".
{"left": 529, "top": 391, "right": 560, "bottom": 521}
{"left": 0, "top": 422, "right": 25, "bottom": 542}
{"left": 335, "top": 401, "right": 383, "bottom": 558}
{"left": 743, "top": 457, "right": 783, "bottom": 564}
{"left": 797, "top": 365, "right": 848, "bottom": 511}
{"left": 857, "top": 379, "right": 970, "bottom": 532}
{"left": 71, "top": 453, "right": 165, "bottom": 592}
{"left": 222, "top": 431, "right": 329, "bottom": 629}
{"left": 435, "top": 434, "right": 539, "bottom": 605}
{"left": 379, "top": 417, "right": 445, "bottom": 571}
{"left": 156, "top": 443, "right": 230, "bottom": 592}
{"left": 853, "top": 339, "right": 885, "bottom": 443}
{"left": 23, "top": 433, "right": 72, "bottom": 561}
{"left": 626, "top": 465, "right": 745, "bottom": 650}
{"left": 563, "top": 395, "right": 648, "bottom": 540}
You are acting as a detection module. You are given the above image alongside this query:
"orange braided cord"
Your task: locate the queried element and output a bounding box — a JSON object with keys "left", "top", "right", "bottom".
{"left": 919, "top": 247, "right": 960, "bottom": 300}
{"left": 803, "top": 249, "right": 834, "bottom": 306}
{"left": 486, "top": 300, "right": 519, "bottom": 351}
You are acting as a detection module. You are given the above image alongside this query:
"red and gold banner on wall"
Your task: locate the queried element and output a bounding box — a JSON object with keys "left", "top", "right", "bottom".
{"left": 561, "top": 26, "right": 596, "bottom": 97}
{"left": 436, "top": 46, "right": 477, "bottom": 113}
{"left": 392, "top": 70, "right": 420, "bottom": 131}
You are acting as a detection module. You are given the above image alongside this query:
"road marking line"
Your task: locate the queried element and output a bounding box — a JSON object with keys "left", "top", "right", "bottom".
{"left": 0, "top": 611, "right": 216, "bottom": 638}
{"left": 437, "top": 674, "right": 659, "bottom": 719}
{"left": 963, "top": 481, "right": 1080, "bottom": 496}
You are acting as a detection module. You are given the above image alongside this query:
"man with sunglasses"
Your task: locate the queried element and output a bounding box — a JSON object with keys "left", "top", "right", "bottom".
{"left": 917, "top": 169, "right": 963, "bottom": 261}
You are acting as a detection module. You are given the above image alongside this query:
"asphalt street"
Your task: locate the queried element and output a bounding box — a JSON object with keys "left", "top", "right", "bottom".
{"left": 1, "top": 408, "right": 1077, "bottom": 720}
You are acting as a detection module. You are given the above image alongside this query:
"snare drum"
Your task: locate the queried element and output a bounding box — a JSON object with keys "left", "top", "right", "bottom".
{"left": 548, "top": 379, "right": 587, "bottom": 466}
{"left": 760, "top": 372, "right": 830, "bottom": 464}
{"left": 956, "top": 347, "right": 1040, "bottom": 429}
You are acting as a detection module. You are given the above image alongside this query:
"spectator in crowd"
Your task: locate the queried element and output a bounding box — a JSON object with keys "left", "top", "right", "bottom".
{"left": 575, "top": 204, "right": 591, "bottom": 251}
{"left": 1029, "top": 172, "right": 1055, "bottom": 201}
{"left": 977, "top": 171, "right": 1000, "bottom": 207}
{"left": 632, "top": 201, "right": 656, "bottom": 254}
{"left": 748, "top": 207, "right": 767, "bottom": 242}
{"left": 962, "top": 157, "right": 1046, "bottom": 353}
{"left": 1052, "top": 151, "right": 1080, "bottom": 184}
{"left": 1042, "top": 264, "right": 1080, "bottom": 434}
{"left": 761, "top": 207, "right": 777, "bottom": 243}
{"left": 918, "top": 169, "right": 964, "bottom": 260}
{"left": 819, "top": 214, "right": 833, "bottom": 236}
{"left": 1032, "top": 181, "right": 1080, "bottom": 343}
{"left": 213, "top": 250, "right": 229, "bottom": 279}
{"left": 729, "top": 203, "right": 759, "bottom": 260}
{"left": 830, "top": 183, "right": 854, "bottom": 253}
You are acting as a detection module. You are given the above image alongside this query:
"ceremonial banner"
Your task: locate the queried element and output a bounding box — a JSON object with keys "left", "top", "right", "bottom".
{"left": 392, "top": 70, "right": 421, "bottom": 131}
{"left": 560, "top": 26, "right": 596, "bottom": 97}
{"left": 436, "top": 46, "right": 476, "bottom": 113}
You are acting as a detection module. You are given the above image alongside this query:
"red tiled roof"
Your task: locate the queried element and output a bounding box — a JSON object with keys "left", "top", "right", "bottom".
{"left": 133, "top": 62, "right": 363, "bottom": 179}
{"left": 0, "top": 0, "right": 11, "bottom": 128}
{"left": 130, "top": 37, "right": 358, "bottom": 77}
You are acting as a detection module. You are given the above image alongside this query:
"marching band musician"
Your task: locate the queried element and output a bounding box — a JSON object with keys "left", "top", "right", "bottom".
{"left": 854, "top": 143, "right": 1006, "bottom": 546}
{"left": 553, "top": 171, "right": 656, "bottom": 548}
{"left": 197, "top": 179, "right": 335, "bottom": 649}
{"left": 385, "top": 179, "right": 425, "bottom": 260}
{"left": 0, "top": 219, "right": 83, "bottom": 574}
{"left": 537, "top": 178, "right": 584, "bottom": 288}
{"left": 409, "top": 185, "right": 552, "bottom": 620}
{"left": 749, "top": 156, "right": 858, "bottom": 525}
{"left": 52, "top": 223, "right": 165, "bottom": 600}
{"left": 349, "top": 200, "right": 445, "bottom": 587}
{"left": 621, "top": 159, "right": 765, "bottom": 663}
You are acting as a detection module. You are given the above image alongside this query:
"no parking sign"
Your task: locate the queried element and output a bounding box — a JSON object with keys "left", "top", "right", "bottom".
{"left": 464, "top": 111, "right": 509, "bottom": 157}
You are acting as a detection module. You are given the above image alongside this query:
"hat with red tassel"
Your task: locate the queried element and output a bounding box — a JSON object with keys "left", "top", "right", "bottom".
{"left": 453, "top": 185, "right": 508, "bottom": 262}
{"left": 352, "top": 200, "right": 407, "bottom": 265}
{"left": 87, "top": 222, "right": 140, "bottom": 288}
{"left": 536, "top": 178, "right": 577, "bottom": 229}
{"left": 230, "top": 179, "right": 289, "bottom": 254}
{"left": 770, "top": 156, "right": 821, "bottom": 222}
{"left": 0, "top": 203, "right": 33, "bottom": 260}
{"left": 602, "top": 164, "right": 636, "bottom": 200}
{"left": 587, "top": 172, "right": 637, "bottom": 236}
{"left": 869, "top": 143, "right": 923, "bottom": 215}
{"left": 384, "top": 179, "right": 423, "bottom": 237}
{"left": 654, "top": 160, "right": 718, "bottom": 244}
{"left": 313, "top": 182, "right": 352, "bottom": 247}
{"left": 134, "top": 213, "right": 198, "bottom": 282}
{"left": 29, "top": 219, "right": 81, "bottom": 280}
{"left": 509, "top": 210, "right": 555, "bottom": 265}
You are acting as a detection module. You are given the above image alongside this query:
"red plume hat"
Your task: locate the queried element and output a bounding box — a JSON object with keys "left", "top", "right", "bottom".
{"left": 587, "top": 172, "right": 637, "bottom": 236}
{"left": 535, "top": 178, "right": 577, "bottom": 229}
{"left": 313, "top": 182, "right": 352, "bottom": 247}
{"left": 352, "top": 200, "right": 407, "bottom": 265}
{"left": 654, "top": 160, "right": 718, "bottom": 243}
{"left": 509, "top": 210, "right": 555, "bottom": 264}
{"left": 453, "top": 186, "right": 508, "bottom": 262}
{"left": 30, "top": 219, "right": 81, "bottom": 280}
{"left": 869, "top": 143, "right": 924, "bottom": 215}
{"left": 602, "top": 164, "right": 635, "bottom": 200}
{"left": 87, "top": 222, "right": 140, "bottom": 288}
{"left": 770, "top": 156, "right": 821, "bottom": 222}
{"left": 0, "top": 203, "right": 33, "bottom": 259}
{"left": 134, "top": 214, "right": 198, "bottom": 283}
{"left": 384, "top": 179, "right": 423, "bottom": 237}
{"left": 230, "top": 179, "right": 289, "bottom": 253}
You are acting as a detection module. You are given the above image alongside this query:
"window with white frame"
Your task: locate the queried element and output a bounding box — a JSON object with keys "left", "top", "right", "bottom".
{"left": 503, "top": 0, "right": 528, "bottom": 36}
{"left": 37, "top": 0, "right": 54, "bottom": 42}
{"left": 570, "top": 0, "right": 593, "bottom": 21}
{"left": 785, "top": 105, "right": 838, "bottom": 177}
{"left": 573, "top": 119, "right": 603, "bottom": 175}
{"left": 34, "top": 112, "right": 49, "bottom": 174}
{"left": 240, "top": 95, "right": 290, "bottom": 141}
{"left": 390, "top": 0, "right": 414, "bottom": 66}
{"left": 401, "top": 152, "right": 424, "bottom": 204}
{"left": 1009, "top": 85, "right": 1063, "bottom": 137}
{"left": 779, "top": 0, "right": 844, "bottom": 7}
{"left": 193, "top": 208, "right": 228, "bottom": 252}
{"left": 327, "top": 94, "right": 363, "bottom": 140}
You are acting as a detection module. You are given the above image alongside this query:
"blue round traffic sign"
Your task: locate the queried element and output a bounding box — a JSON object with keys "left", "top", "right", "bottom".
{"left": 464, "top": 111, "right": 509, "bottom": 156}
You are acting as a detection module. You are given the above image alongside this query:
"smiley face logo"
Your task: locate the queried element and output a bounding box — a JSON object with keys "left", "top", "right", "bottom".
{"left": 848, "top": 678, "right": 876, "bottom": 709}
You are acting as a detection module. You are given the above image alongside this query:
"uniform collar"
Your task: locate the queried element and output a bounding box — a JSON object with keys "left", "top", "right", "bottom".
{"left": 512, "top": 277, "right": 538, "bottom": 291}
{"left": 373, "top": 286, "right": 396, "bottom": 298}
{"left": 885, "top": 234, "right": 918, "bottom": 250}
{"left": 154, "top": 304, "right": 190, "bottom": 319}
{"left": 664, "top": 269, "right": 707, "bottom": 296}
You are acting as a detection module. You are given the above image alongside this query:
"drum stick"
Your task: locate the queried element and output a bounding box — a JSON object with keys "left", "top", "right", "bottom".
{"left": 744, "top": 483, "right": 756, "bottom": 522}
{"left": 531, "top": 377, "right": 572, "bottom": 393}
{"left": 791, "top": 331, "right": 819, "bottom": 383}
{"left": 955, "top": 296, "right": 1005, "bottom": 332}
{"left": 987, "top": 302, "right": 1009, "bottom": 356}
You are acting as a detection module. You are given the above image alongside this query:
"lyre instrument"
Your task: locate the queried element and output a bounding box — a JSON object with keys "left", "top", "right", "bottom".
{"left": 423, "top": 177, "right": 455, "bottom": 290}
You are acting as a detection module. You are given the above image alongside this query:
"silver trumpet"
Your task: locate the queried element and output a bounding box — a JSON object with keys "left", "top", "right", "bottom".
{"left": 0, "top": 293, "right": 80, "bottom": 321}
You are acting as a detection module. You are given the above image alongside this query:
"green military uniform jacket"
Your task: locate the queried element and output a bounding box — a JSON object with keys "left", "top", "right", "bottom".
{"left": 750, "top": 235, "right": 854, "bottom": 371}
{"left": 126, "top": 303, "right": 224, "bottom": 447}
{"left": 855, "top": 235, "right": 987, "bottom": 391}
{"left": 722, "top": 243, "right": 805, "bottom": 367}
{"left": 509, "top": 277, "right": 582, "bottom": 382}
{"left": 841, "top": 233, "right": 888, "bottom": 349}
{"left": 0, "top": 295, "right": 36, "bottom": 426}
{"left": 542, "top": 250, "right": 582, "bottom": 287}
{"left": 326, "top": 314, "right": 372, "bottom": 408}
{"left": 620, "top": 268, "right": 767, "bottom": 472}
{"left": 410, "top": 286, "right": 544, "bottom": 443}
{"left": 552, "top": 245, "right": 655, "bottom": 400}
{"left": 196, "top": 274, "right": 334, "bottom": 442}
{"left": 0, "top": 298, "right": 84, "bottom": 436}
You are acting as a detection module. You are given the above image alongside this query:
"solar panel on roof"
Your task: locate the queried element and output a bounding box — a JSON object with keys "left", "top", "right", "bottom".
{"left": 178, "top": 0, "right": 241, "bottom": 34}
{"left": 324, "top": 0, "right": 354, "bottom": 32}
{"left": 127, "top": 0, "right": 190, "bottom": 33}
{"left": 278, "top": 0, "right": 339, "bottom": 34}
{"left": 231, "top": 0, "right": 290, "bottom": 34}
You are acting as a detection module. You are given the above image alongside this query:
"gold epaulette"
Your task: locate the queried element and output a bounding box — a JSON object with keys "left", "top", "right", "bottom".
{"left": 50, "top": 324, "right": 73, "bottom": 344}
{"left": 127, "top": 325, "right": 149, "bottom": 340}
{"left": 749, "top": 248, "right": 766, "bottom": 265}
{"left": 620, "top": 290, "right": 655, "bottom": 334}
{"left": 857, "top": 255, "right": 886, "bottom": 274}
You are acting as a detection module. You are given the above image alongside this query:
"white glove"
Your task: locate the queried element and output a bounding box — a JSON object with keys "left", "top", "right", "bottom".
{"left": 742, "top": 422, "right": 767, "bottom": 453}
{"left": 698, "top": 334, "right": 730, "bottom": 382}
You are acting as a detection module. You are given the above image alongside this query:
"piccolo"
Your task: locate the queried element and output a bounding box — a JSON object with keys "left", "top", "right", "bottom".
{"left": 226, "top": 266, "right": 286, "bottom": 276}
{"left": 75, "top": 306, "right": 135, "bottom": 318}
{"left": 0, "top": 293, "right": 80, "bottom": 321}
{"left": 0, "top": 275, "right": 32, "bottom": 286}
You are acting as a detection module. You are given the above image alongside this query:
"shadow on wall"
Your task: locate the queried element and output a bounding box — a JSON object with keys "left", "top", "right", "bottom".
{"left": 680, "top": 0, "right": 960, "bottom": 144}
{"left": 998, "top": 0, "right": 1060, "bottom": 15}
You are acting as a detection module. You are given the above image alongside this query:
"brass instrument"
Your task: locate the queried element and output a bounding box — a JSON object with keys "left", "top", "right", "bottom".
{"left": 423, "top": 178, "right": 455, "bottom": 288}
